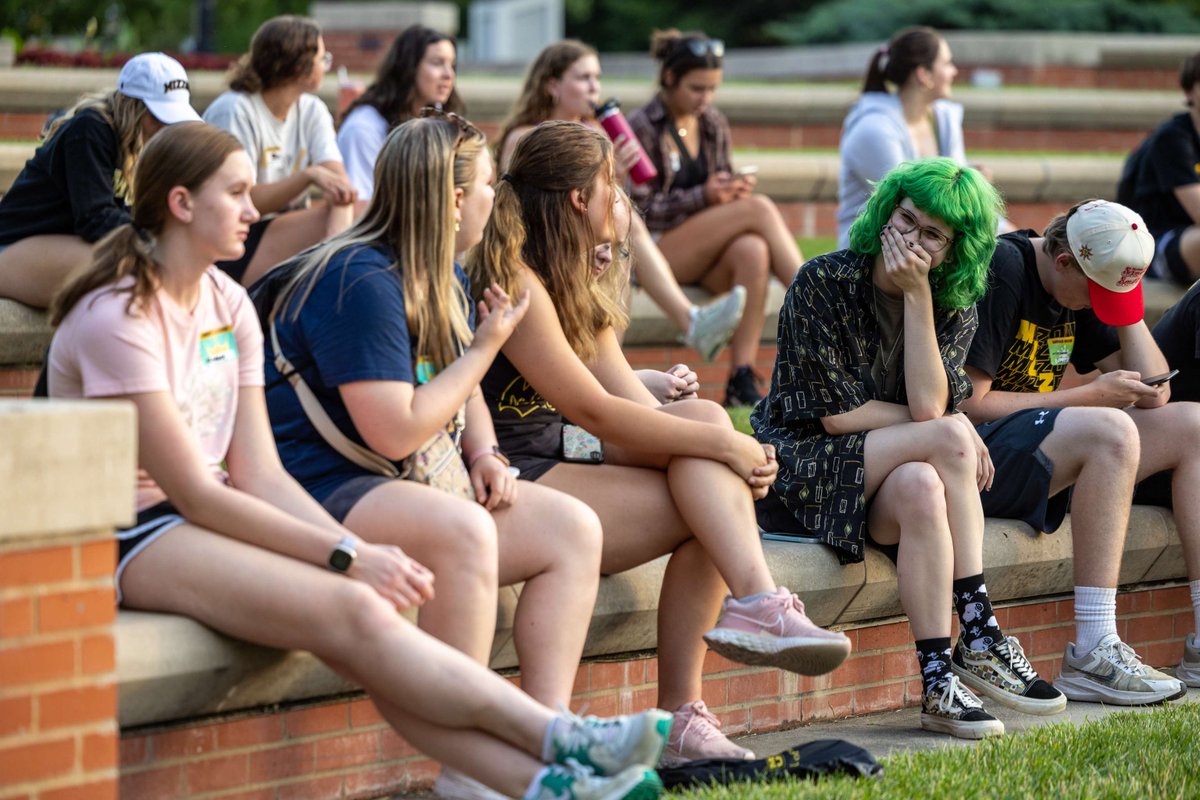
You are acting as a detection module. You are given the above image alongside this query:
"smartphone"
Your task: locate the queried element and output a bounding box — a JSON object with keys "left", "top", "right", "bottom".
{"left": 562, "top": 424, "right": 604, "bottom": 463}
{"left": 1142, "top": 369, "right": 1179, "bottom": 386}
{"left": 733, "top": 165, "right": 759, "bottom": 178}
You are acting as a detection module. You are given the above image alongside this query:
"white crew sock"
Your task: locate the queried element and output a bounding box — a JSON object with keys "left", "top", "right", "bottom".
{"left": 1074, "top": 586, "right": 1118, "bottom": 654}
{"left": 1191, "top": 579, "right": 1200, "bottom": 640}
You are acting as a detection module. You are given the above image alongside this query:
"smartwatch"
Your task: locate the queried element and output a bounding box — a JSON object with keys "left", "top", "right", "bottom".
{"left": 327, "top": 535, "right": 357, "bottom": 573}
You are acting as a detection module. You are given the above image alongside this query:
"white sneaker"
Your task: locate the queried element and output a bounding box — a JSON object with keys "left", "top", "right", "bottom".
{"left": 682, "top": 287, "right": 746, "bottom": 362}
{"left": 547, "top": 709, "right": 671, "bottom": 777}
{"left": 1177, "top": 632, "right": 1200, "bottom": 688}
{"left": 434, "top": 768, "right": 510, "bottom": 799}
{"left": 1054, "top": 633, "right": 1186, "bottom": 705}
{"left": 527, "top": 762, "right": 662, "bottom": 800}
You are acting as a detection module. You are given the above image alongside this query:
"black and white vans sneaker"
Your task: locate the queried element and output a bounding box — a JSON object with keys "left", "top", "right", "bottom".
{"left": 952, "top": 635, "right": 1067, "bottom": 715}
{"left": 920, "top": 675, "right": 1005, "bottom": 740}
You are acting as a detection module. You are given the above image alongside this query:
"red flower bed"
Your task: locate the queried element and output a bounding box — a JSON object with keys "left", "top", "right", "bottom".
{"left": 16, "top": 46, "right": 235, "bottom": 71}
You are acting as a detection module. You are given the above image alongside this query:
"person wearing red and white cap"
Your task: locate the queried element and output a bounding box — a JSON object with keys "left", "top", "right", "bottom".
{"left": 0, "top": 52, "right": 200, "bottom": 308}
{"left": 961, "top": 199, "right": 1200, "bottom": 705}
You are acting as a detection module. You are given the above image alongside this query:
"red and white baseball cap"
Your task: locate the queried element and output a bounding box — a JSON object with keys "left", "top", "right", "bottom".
{"left": 1066, "top": 200, "right": 1155, "bottom": 326}
{"left": 117, "top": 53, "right": 201, "bottom": 125}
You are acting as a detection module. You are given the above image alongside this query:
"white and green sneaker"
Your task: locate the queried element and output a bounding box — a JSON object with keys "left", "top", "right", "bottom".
{"left": 1177, "top": 633, "right": 1200, "bottom": 688}
{"left": 527, "top": 762, "right": 662, "bottom": 800}
{"left": 547, "top": 710, "right": 671, "bottom": 777}
{"left": 1054, "top": 633, "right": 1186, "bottom": 705}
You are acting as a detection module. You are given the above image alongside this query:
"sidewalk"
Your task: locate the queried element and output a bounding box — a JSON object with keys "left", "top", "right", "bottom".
{"left": 393, "top": 680, "right": 1198, "bottom": 798}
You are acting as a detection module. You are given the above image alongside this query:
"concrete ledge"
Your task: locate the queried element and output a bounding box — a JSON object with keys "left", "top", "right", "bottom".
{"left": 116, "top": 505, "right": 1184, "bottom": 728}
{"left": 0, "top": 68, "right": 1182, "bottom": 132}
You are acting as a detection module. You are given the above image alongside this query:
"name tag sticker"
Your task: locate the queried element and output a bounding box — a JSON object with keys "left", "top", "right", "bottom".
{"left": 199, "top": 327, "right": 238, "bottom": 365}
{"left": 1047, "top": 337, "right": 1074, "bottom": 366}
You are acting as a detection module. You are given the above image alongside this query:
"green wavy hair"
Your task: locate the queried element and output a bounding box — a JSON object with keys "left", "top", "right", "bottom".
{"left": 848, "top": 157, "right": 1003, "bottom": 310}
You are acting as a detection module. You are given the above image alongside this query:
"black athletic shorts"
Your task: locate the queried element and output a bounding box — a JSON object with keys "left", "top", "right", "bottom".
{"left": 115, "top": 501, "right": 186, "bottom": 604}
{"left": 977, "top": 407, "right": 1071, "bottom": 532}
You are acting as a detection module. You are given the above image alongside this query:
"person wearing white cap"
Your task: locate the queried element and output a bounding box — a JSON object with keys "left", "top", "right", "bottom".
{"left": 961, "top": 199, "right": 1200, "bottom": 705}
{"left": 0, "top": 52, "right": 200, "bottom": 308}
{"left": 204, "top": 15, "right": 357, "bottom": 288}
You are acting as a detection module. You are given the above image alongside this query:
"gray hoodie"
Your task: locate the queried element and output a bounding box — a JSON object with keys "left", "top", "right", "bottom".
{"left": 836, "top": 93, "right": 966, "bottom": 249}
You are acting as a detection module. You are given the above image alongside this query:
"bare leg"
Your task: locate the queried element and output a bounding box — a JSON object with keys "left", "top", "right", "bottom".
{"left": 490, "top": 482, "right": 604, "bottom": 707}
{"left": 119, "top": 525, "right": 554, "bottom": 754}
{"left": 657, "top": 195, "right": 803, "bottom": 287}
{"left": 241, "top": 203, "right": 354, "bottom": 287}
{"left": 696, "top": 234, "right": 769, "bottom": 370}
{"left": 0, "top": 235, "right": 93, "bottom": 307}
{"left": 1037, "top": 407, "right": 1141, "bottom": 587}
{"left": 862, "top": 417, "right": 985, "bottom": 579}
{"left": 867, "top": 462, "right": 953, "bottom": 639}
{"left": 1128, "top": 402, "right": 1200, "bottom": 578}
{"left": 342, "top": 481, "right": 500, "bottom": 664}
{"left": 654, "top": 538, "right": 725, "bottom": 710}
{"left": 629, "top": 215, "right": 693, "bottom": 332}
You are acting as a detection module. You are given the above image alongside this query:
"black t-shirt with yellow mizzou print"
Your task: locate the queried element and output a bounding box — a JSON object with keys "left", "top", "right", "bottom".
{"left": 481, "top": 349, "right": 563, "bottom": 463}
{"left": 967, "top": 231, "right": 1119, "bottom": 393}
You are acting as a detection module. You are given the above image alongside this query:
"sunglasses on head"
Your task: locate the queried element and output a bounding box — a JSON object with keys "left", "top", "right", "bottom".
{"left": 683, "top": 38, "right": 724, "bottom": 58}
{"left": 419, "top": 107, "right": 484, "bottom": 143}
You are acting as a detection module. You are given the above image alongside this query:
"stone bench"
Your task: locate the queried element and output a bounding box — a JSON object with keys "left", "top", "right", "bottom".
{"left": 117, "top": 505, "right": 1184, "bottom": 727}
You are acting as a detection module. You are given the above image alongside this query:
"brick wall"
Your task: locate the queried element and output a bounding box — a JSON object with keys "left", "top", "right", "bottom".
{"left": 115, "top": 584, "right": 1192, "bottom": 799}
{"left": 0, "top": 400, "right": 133, "bottom": 800}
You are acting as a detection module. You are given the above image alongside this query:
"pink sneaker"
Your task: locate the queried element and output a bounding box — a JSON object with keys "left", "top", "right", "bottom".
{"left": 659, "top": 700, "right": 755, "bottom": 767}
{"left": 703, "top": 587, "right": 851, "bottom": 675}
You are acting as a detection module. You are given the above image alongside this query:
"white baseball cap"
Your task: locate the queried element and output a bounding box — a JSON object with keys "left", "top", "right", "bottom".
{"left": 1065, "top": 200, "right": 1155, "bottom": 326}
{"left": 117, "top": 53, "right": 201, "bottom": 125}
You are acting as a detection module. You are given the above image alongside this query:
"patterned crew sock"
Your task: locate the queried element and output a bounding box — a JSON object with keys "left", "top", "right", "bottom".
{"left": 1074, "top": 586, "right": 1118, "bottom": 654}
{"left": 915, "top": 637, "right": 954, "bottom": 695}
{"left": 953, "top": 574, "right": 1006, "bottom": 652}
{"left": 1191, "top": 579, "right": 1200, "bottom": 639}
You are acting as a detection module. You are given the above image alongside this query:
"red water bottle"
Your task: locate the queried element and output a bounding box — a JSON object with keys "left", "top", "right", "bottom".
{"left": 594, "top": 98, "right": 658, "bottom": 185}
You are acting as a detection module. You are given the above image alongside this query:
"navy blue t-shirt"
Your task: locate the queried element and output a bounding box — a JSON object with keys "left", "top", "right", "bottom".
{"left": 262, "top": 243, "right": 473, "bottom": 502}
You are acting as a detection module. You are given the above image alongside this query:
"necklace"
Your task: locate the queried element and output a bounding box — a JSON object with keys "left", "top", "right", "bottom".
{"left": 872, "top": 288, "right": 904, "bottom": 377}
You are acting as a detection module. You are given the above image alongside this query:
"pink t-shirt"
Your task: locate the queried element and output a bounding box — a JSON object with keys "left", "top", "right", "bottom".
{"left": 48, "top": 267, "right": 265, "bottom": 512}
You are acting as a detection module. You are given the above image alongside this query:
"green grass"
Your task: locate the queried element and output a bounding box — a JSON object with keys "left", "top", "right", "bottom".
{"left": 673, "top": 703, "right": 1200, "bottom": 799}
{"left": 727, "top": 405, "right": 753, "bottom": 435}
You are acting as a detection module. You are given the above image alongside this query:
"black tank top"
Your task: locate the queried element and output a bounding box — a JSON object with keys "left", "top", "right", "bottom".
{"left": 481, "top": 350, "right": 563, "bottom": 459}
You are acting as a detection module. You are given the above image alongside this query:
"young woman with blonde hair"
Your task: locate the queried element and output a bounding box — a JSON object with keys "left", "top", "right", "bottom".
{"left": 48, "top": 120, "right": 667, "bottom": 800}
{"left": 629, "top": 30, "right": 806, "bottom": 407}
{"left": 205, "top": 15, "right": 357, "bottom": 287}
{"left": 257, "top": 111, "right": 625, "bottom": 797}
{"left": 496, "top": 40, "right": 746, "bottom": 397}
{"left": 0, "top": 52, "right": 200, "bottom": 307}
{"left": 468, "top": 120, "right": 851, "bottom": 767}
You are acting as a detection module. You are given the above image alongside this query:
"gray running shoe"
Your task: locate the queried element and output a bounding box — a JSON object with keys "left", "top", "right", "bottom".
{"left": 527, "top": 762, "right": 662, "bottom": 800}
{"left": 1176, "top": 632, "right": 1200, "bottom": 688}
{"left": 919, "top": 675, "right": 1005, "bottom": 739}
{"left": 548, "top": 709, "right": 671, "bottom": 777}
{"left": 1054, "top": 633, "right": 1186, "bottom": 705}
{"left": 681, "top": 286, "right": 746, "bottom": 362}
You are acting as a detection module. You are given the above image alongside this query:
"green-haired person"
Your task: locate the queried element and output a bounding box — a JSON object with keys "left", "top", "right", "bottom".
{"left": 752, "top": 158, "right": 1067, "bottom": 739}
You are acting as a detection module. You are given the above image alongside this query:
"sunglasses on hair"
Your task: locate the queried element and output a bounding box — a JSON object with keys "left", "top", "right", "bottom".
{"left": 419, "top": 107, "right": 484, "bottom": 142}
{"left": 321, "top": 51, "right": 333, "bottom": 70}
{"left": 684, "top": 38, "right": 724, "bottom": 58}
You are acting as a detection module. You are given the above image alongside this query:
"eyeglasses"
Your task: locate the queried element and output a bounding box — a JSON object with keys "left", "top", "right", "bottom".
{"left": 684, "top": 38, "right": 724, "bottom": 58}
{"left": 418, "top": 107, "right": 484, "bottom": 146}
{"left": 890, "top": 205, "right": 954, "bottom": 253}
{"left": 321, "top": 51, "right": 333, "bottom": 70}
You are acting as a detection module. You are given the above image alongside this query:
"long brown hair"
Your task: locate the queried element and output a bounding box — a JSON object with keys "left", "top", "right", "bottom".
{"left": 495, "top": 40, "right": 597, "bottom": 162}
{"left": 271, "top": 114, "right": 481, "bottom": 371}
{"left": 228, "top": 16, "right": 322, "bottom": 93}
{"left": 342, "top": 26, "right": 465, "bottom": 130}
{"left": 45, "top": 90, "right": 149, "bottom": 204}
{"left": 50, "top": 123, "right": 245, "bottom": 325}
{"left": 467, "top": 120, "right": 626, "bottom": 362}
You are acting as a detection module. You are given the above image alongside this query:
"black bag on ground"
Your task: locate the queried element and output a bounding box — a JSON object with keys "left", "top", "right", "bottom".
{"left": 656, "top": 739, "right": 881, "bottom": 790}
